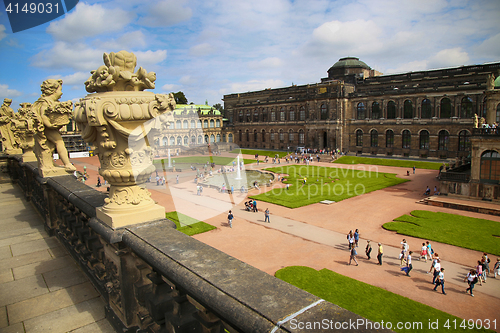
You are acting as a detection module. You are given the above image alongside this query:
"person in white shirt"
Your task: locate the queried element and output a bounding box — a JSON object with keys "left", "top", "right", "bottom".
{"left": 433, "top": 268, "right": 446, "bottom": 294}
{"left": 464, "top": 269, "right": 477, "bottom": 297}
{"left": 406, "top": 251, "right": 413, "bottom": 277}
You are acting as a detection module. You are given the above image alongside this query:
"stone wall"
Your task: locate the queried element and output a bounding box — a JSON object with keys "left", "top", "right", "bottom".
{"left": 6, "top": 155, "right": 386, "bottom": 333}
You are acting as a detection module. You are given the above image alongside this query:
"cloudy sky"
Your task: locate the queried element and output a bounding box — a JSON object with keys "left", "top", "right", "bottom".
{"left": 1, "top": 0, "right": 499, "bottom": 111}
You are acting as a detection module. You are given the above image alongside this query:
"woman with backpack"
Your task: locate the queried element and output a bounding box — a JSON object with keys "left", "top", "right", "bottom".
{"left": 464, "top": 269, "right": 478, "bottom": 297}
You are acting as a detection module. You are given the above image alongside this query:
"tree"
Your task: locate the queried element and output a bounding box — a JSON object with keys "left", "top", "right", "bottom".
{"left": 172, "top": 91, "right": 188, "bottom": 105}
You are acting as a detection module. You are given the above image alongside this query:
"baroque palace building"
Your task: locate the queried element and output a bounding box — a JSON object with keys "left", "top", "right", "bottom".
{"left": 223, "top": 57, "right": 500, "bottom": 159}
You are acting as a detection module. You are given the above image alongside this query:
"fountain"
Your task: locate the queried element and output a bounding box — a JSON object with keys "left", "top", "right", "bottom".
{"left": 235, "top": 155, "right": 242, "bottom": 180}
{"left": 168, "top": 148, "right": 172, "bottom": 168}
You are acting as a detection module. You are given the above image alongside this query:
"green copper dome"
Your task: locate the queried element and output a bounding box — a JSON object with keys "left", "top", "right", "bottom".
{"left": 495, "top": 75, "right": 500, "bottom": 88}
{"left": 330, "top": 57, "right": 371, "bottom": 69}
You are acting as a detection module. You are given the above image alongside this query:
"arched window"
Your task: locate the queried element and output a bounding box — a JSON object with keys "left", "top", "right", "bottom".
{"left": 190, "top": 120, "right": 195, "bottom": 128}
{"left": 271, "top": 110, "right": 276, "bottom": 121}
{"left": 357, "top": 102, "right": 366, "bottom": 120}
{"left": 254, "top": 110, "right": 259, "bottom": 122}
{"left": 198, "top": 135, "right": 203, "bottom": 144}
{"left": 270, "top": 130, "right": 275, "bottom": 142}
{"left": 262, "top": 109, "right": 268, "bottom": 122}
{"left": 238, "top": 131, "right": 242, "bottom": 142}
{"left": 402, "top": 130, "right": 411, "bottom": 149}
{"left": 298, "top": 130, "right": 305, "bottom": 144}
{"left": 386, "top": 130, "right": 394, "bottom": 148}
{"left": 496, "top": 103, "right": 500, "bottom": 123}
{"left": 246, "top": 131, "right": 249, "bottom": 142}
{"left": 183, "top": 136, "right": 188, "bottom": 145}
{"left": 204, "top": 135, "right": 209, "bottom": 143}
{"left": 216, "top": 119, "right": 220, "bottom": 127}
{"left": 197, "top": 120, "right": 202, "bottom": 128}
{"left": 480, "top": 150, "right": 500, "bottom": 183}
{"left": 228, "top": 133, "right": 233, "bottom": 143}
{"left": 460, "top": 96, "right": 473, "bottom": 118}
{"left": 419, "top": 130, "right": 430, "bottom": 149}
{"left": 246, "top": 110, "right": 251, "bottom": 122}
{"left": 170, "top": 137, "right": 175, "bottom": 145}
{"left": 458, "top": 130, "right": 470, "bottom": 151}
{"left": 203, "top": 120, "right": 208, "bottom": 128}
{"left": 403, "top": 100, "right": 413, "bottom": 119}
{"left": 370, "top": 129, "right": 378, "bottom": 147}
{"left": 210, "top": 119, "right": 215, "bottom": 128}
{"left": 320, "top": 104, "right": 328, "bottom": 120}
{"left": 421, "top": 99, "right": 431, "bottom": 119}
{"left": 183, "top": 120, "right": 188, "bottom": 129}
{"left": 254, "top": 130, "right": 258, "bottom": 142}
{"left": 210, "top": 134, "right": 215, "bottom": 143}
{"left": 162, "top": 137, "right": 168, "bottom": 146}
{"left": 289, "top": 107, "right": 295, "bottom": 121}
{"left": 176, "top": 120, "right": 181, "bottom": 129}
{"left": 262, "top": 130, "right": 266, "bottom": 142}
{"left": 288, "top": 130, "right": 294, "bottom": 142}
{"left": 191, "top": 136, "right": 196, "bottom": 144}
{"left": 279, "top": 129, "right": 284, "bottom": 142}
{"left": 216, "top": 134, "right": 221, "bottom": 142}
{"left": 438, "top": 130, "right": 449, "bottom": 150}
{"left": 356, "top": 129, "right": 363, "bottom": 147}
{"left": 299, "top": 106, "right": 306, "bottom": 121}
{"left": 238, "top": 111, "right": 243, "bottom": 122}
{"left": 280, "top": 107, "right": 286, "bottom": 121}
{"left": 440, "top": 98, "right": 452, "bottom": 118}
{"left": 387, "top": 101, "right": 396, "bottom": 119}
{"left": 169, "top": 122, "right": 174, "bottom": 129}
{"left": 482, "top": 97, "right": 488, "bottom": 119}
{"left": 372, "top": 102, "right": 381, "bottom": 119}
{"left": 177, "top": 136, "right": 182, "bottom": 145}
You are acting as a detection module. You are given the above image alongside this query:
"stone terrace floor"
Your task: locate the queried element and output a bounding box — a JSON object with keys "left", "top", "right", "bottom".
{"left": 0, "top": 182, "right": 114, "bottom": 333}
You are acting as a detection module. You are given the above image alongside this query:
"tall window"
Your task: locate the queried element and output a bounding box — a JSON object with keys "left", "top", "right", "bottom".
{"left": 419, "top": 130, "right": 429, "bottom": 149}
{"left": 403, "top": 100, "right": 413, "bottom": 119}
{"left": 421, "top": 99, "right": 431, "bottom": 119}
{"left": 288, "top": 130, "right": 294, "bottom": 142}
{"left": 183, "top": 120, "right": 188, "bottom": 129}
{"left": 370, "top": 130, "right": 378, "bottom": 147}
{"left": 299, "top": 106, "right": 306, "bottom": 121}
{"left": 176, "top": 120, "right": 181, "bottom": 129}
{"left": 271, "top": 111, "right": 276, "bottom": 121}
{"left": 299, "top": 130, "right": 304, "bottom": 144}
{"left": 198, "top": 135, "right": 203, "bottom": 144}
{"left": 246, "top": 131, "right": 249, "bottom": 142}
{"left": 228, "top": 134, "right": 233, "bottom": 142}
{"left": 162, "top": 137, "right": 168, "bottom": 146}
{"left": 216, "top": 119, "right": 220, "bottom": 127}
{"left": 203, "top": 120, "right": 208, "bottom": 128}
{"left": 183, "top": 136, "right": 188, "bottom": 145}
{"left": 238, "top": 131, "right": 242, "bottom": 142}
{"left": 496, "top": 103, "right": 500, "bottom": 123}
{"left": 170, "top": 137, "right": 175, "bottom": 145}
{"left": 254, "top": 130, "right": 258, "bottom": 142}
{"left": 460, "top": 96, "right": 473, "bottom": 118}
{"left": 279, "top": 130, "right": 284, "bottom": 142}
{"left": 210, "top": 120, "right": 214, "bottom": 128}
{"left": 216, "top": 134, "right": 221, "bottom": 142}
{"left": 357, "top": 102, "right": 366, "bottom": 120}
{"left": 270, "top": 130, "right": 275, "bottom": 142}
{"left": 205, "top": 135, "right": 209, "bottom": 143}
{"left": 238, "top": 111, "right": 243, "bottom": 122}
{"left": 438, "top": 130, "right": 449, "bottom": 150}
{"left": 320, "top": 103, "right": 328, "bottom": 120}
{"left": 177, "top": 136, "right": 182, "bottom": 145}
{"left": 253, "top": 110, "right": 259, "bottom": 122}
{"left": 280, "top": 107, "right": 286, "bottom": 121}
{"left": 480, "top": 150, "right": 500, "bottom": 183}
{"left": 210, "top": 135, "right": 215, "bottom": 143}
{"left": 197, "top": 120, "right": 202, "bottom": 128}
{"left": 402, "top": 130, "right": 411, "bottom": 149}
{"left": 289, "top": 108, "right": 295, "bottom": 121}
{"left": 246, "top": 111, "right": 251, "bottom": 122}
{"left": 356, "top": 129, "right": 363, "bottom": 147}
{"left": 372, "top": 102, "right": 381, "bottom": 119}
{"left": 191, "top": 136, "right": 196, "bottom": 144}
{"left": 387, "top": 101, "right": 396, "bottom": 119}
{"left": 262, "top": 130, "right": 266, "bottom": 142}
{"left": 386, "top": 130, "right": 394, "bottom": 148}
{"left": 458, "top": 130, "right": 470, "bottom": 151}
{"left": 440, "top": 98, "right": 452, "bottom": 118}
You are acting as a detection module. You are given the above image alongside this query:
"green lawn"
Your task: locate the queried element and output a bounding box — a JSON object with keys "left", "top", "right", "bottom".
{"left": 230, "top": 149, "right": 288, "bottom": 158}
{"left": 250, "top": 165, "right": 408, "bottom": 208}
{"left": 383, "top": 210, "right": 500, "bottom": 256}
{"left": 333, "top": 156, "right": 446, "bottom": 170}
{"left": 276, "top": 266, "right": 492, "bottom": 333}
{"left": 165, "top": 211, "right": 216, "bottom": 236}
{"left": 154, "top": 156, "right": 255, "bottom": 166}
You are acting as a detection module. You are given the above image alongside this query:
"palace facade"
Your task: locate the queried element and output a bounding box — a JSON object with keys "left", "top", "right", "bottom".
{"left": 223, "top": 57, "right": 500, "bottom": 159}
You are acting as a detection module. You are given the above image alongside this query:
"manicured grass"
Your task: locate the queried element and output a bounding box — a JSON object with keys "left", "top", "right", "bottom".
{"left": 165, "top": 211, "right": 216, "bottom": 236}
{"left": 250, "top": 165, "right": 408, "bottom": 208}
{"left": 383, "top": 210, "right": 500, "bottom": 256}
{"left": 276, "top": 266, "right": 492, "bottom": 333}
{"left": 230, "top": 149, "right": 288, "bottom": 158}
{"left": 333, "top": 156, "right": 446, "bottom": 170}
{"left": 154, "top": 156, "right": 255, "bottom": 166}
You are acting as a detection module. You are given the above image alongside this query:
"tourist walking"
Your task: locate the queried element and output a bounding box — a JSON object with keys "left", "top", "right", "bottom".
{"left": 348, "top": 246, "right": 358, "bottom": 266}
{"left": 426, "top": 241, "right": 433, "bottom": 261}
{"left": 365, "top": 240, "right": 372, "bottom": 260}
{"left": 253, "top": 199, "right": 258, "bottom": 212}
{"left": 465, "top": 269, "right": 478, "bottom": 297}
{"left": 433, "top": 268, "right": 446, "bottom": 295}
{"left": 493, "top": 258, "right": 500, "bottom": 278}
{"left": 406, "top": 251, "right": 413, "bottom": 276}
{"left": 476, "top": 260, "right": 483, "bottom": 286}
{"left": 354, "top": 229, "right": 359, "bottom": 247}
{"left": 227, "top": 210, "right": 234, "bottom": 228}
{"left": 347, "top": 230, "right": 355, "bottom": 250}
{"left": 264, "top": 208, "right": 270, "bottom": 223}
{"left": 377, "top": 243, "right": 383, "bottom": 265}
{"left": 420, "top": 242, "right": 427, "bottom": 262}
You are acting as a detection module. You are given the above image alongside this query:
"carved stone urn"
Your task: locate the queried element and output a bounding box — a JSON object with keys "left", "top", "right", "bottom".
{"left": 11, "top": 103, "right": 36, "bottom": 162}
{"left": 75, "top": 51, "right": 175, "bottom": 228}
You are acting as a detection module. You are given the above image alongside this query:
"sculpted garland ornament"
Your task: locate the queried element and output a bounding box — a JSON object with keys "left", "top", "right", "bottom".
{"left": 75, "top": 51, "right": 175, "bottom": 228}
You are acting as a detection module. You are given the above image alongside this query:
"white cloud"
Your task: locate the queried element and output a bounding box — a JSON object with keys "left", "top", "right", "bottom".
{"left": 189, "top": 43, "right": 216, "bottom": 57}
{"left": 0, "top": 25, "right": 6, "bottom": 41}
{"left": 46, "top": 71, "right": 89, "bottom": 86}
{"left": 179, "top": 75, "right": 194, "bottom": 85}
{"left": 31, "top": 42, "right": 103, "bottom": 71}
{"left": 46, "top": 3, "right": 133, "bottom": 41}
{"left": 161, "top": 84, "right": 177, "bottom": 91}
{"left": 134, "top": 50, "right": 167, "bottom": 67}
{"left": 0, "top": 84, "right": 23, "bottom": 100}
{"left": 248, "top": 57, "right": 283, "bottom": 70}
{"left": 475, "top": 33, "right": 500, "bottom": 60}
{"left": 221, "top": 79, "right": 285, "bottom": 94}
{"left": 98, "top": 30, "right": 148, "bottom": 50}
{"left": 140, "top": 0, "right": 192, "bottom": 27}
{"left": 385, "top": 60, "right": 429, "bottom": 75}
{"left": 428, "top": 48, "right": 470, "bottom": 69}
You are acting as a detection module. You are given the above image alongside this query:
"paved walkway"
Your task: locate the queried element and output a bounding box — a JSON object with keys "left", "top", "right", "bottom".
{"left": 0, "top": 182, "right": 114, "bottom": 333}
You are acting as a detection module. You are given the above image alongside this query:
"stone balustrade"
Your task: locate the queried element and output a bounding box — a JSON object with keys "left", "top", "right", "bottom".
{"left": 5, "top": 155, "right": 385, "bottom": 333}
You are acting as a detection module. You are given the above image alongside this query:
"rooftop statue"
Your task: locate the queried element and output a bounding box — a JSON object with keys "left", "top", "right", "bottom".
{"left": 0, "top": 98, "right": 21, "bottom": 154}
{"left": 11, "top": 103, "right": 37, "bottom": 162}
{"left": 32, "top": 79, "right": 76, "bottom": 176}
{"left": 76, "top": 51, "right": 175, "bottom": 228}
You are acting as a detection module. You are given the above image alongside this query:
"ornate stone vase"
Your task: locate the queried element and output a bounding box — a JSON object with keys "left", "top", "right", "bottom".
{"left": 75, "top": 51, "right": 175, "bottom": 228}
